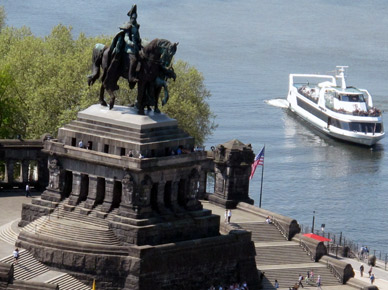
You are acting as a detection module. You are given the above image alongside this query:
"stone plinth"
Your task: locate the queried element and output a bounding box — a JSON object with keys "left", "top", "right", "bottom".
{"left": 18, "top": 104, "right": 259, "bottom": 290}
{"left": 208, "top": 139, "right": 255, "bottom": 208}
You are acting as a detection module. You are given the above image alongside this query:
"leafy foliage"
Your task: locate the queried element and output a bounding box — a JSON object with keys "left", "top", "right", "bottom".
{"left": 0, "top": 6, "right": 5, "bottom": 31}
{"left": 0, "top": 19, "right": 216, "bottom": 144}
{"left": 163, "top": 60, "right": 217, "bottom": 145}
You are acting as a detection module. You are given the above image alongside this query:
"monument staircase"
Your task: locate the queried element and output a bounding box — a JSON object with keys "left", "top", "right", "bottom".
{"left": 237, "top": 222, "right": 345, "bottom": 289}
{"left": 0, "top": 249, "right": 90, "bottom": 289}
{"left": 22, "top": 215, "right": 122, "bottom": 246}
{"left": 0, "top": 249, "right": 49, "bottom": 280}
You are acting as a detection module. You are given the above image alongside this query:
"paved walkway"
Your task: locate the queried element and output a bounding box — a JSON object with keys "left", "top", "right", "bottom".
{"left": 340, "top": 257, "right": 388, "bottom": 289}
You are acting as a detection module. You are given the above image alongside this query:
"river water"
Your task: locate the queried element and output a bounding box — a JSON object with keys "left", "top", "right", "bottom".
{"left": 3, "top": 0, "right": 388, "bottom": 254}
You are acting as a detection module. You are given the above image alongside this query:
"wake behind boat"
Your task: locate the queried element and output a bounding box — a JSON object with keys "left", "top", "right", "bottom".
{"left": 287, "top": 66, "right": 385, "bottom": 146}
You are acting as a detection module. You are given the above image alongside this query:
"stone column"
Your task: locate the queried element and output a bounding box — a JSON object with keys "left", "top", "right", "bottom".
{"left": 101, "top": 178, "right": 114, "bottom": 212}
{"left": 197, "top": 170, "right": 207, "bottom": 199}
{"left": 6, "top": 160, "right": 14, "bottom": 184}
{"left": 157, "top": 181, "right": 171, "bottom": 215}
{"left": 21, "top": 160, "right": 29, "bottom": 183}
{"left": 83, "top": 175, "right": 98, "bottom": 209}
{"left": 170, "top": 180, "right": 184, "bottom": 213}
{"left": 186, "top": 173, "right": 202, "bottom": 211}
{"left": 67, "top": 171, "right": 81, "bottom": 206}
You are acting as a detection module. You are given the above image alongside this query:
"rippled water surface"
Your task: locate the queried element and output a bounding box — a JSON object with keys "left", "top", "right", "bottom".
{"left": 3, "top": 0, "right": 388, "bottom": 253}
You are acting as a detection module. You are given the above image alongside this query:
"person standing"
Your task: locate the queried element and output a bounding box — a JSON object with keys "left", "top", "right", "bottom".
{"left": 274, "top": 279, "right": 279, "bottom": 289}
{"left": 227, "top": 209, "right": 232, "bottom": 223}
{"left": 360, "top": 264, "right": 364, "bottom": 277}
{"left": 298, "top": 274, "right": 304, "bottom": 288}
{"left": 13, "top": 248, "right": 19, "bottom": 265}
{"left": 224, "top": 209, "right": 228, "bottom": 223}
{"left": 25, "top": 183, "right": 31, "bottom": 197}
{"left": 306, "top": 270, "right": 310, "bottom": 282}
{"left": 370, "top": 273, "right": 375, "bottom": 285}
{"left": 316, "top": 275, "right": 322, "bottom": 290}
{"left": 368, "top": 266, "right": 373, "bottom": 277}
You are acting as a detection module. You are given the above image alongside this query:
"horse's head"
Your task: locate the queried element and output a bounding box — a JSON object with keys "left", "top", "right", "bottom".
{"left": 160, "top": 41, "right": 178, "bottom": 67}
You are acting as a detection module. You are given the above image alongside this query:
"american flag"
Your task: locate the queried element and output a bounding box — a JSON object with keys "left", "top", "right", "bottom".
{"left": 249, "top": 146, "right": 265, "bottom": 180}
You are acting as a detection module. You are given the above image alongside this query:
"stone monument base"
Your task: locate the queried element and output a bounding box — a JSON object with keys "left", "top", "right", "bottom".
{"left": 16, "top": 227, "right": 259, "bottom": 290}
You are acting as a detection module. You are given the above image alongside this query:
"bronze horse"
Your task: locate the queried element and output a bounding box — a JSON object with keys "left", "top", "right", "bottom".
{"left": 87, "top": 39, "right": 178, "bottom": 114}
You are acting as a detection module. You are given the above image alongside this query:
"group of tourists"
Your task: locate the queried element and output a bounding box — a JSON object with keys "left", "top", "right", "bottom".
{"left": 208, "top": 281, "right": 249, "bottom": 290}
{"left": 359, "top": 245, "right": 369, "bottom": 260}
{"left": 360, "top": 264, "right": 376, "bottom": 285}
{"left": 287, "top": 271, "right": 321, "bottom": 289}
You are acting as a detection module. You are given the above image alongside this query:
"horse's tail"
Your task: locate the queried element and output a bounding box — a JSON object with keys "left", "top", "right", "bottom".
{"left": 87, "top": 43, "right": 107, "bottom": 86}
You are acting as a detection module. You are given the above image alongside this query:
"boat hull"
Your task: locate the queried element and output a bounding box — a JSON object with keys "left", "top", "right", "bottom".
{"left": 288, "top": 100, "right": 384, "bottom": 146}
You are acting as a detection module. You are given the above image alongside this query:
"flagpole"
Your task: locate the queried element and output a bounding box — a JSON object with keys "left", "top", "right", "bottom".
{"left": 259, "top": 146, "right": 265, "bottom": 208}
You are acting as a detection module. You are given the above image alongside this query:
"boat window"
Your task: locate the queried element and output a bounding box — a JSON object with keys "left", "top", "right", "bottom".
{"left": 349, "top": 122, "right": 382, "bottom": 133}
{"left": 339, "top": 94, "right": 365, "bottom": 102}
{"left": 324, "top": 91, "right": 336, "bottom": 109}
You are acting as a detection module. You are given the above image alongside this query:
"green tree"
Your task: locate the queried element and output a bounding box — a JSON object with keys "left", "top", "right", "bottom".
{"left": 162, "top": 60, "right": 217, "bottom": 145}
{"left": 0, "top": 66, "right": 27, "bottom": 138}
{"left": 0, "top": 6, "right": 5, "bottom": 31}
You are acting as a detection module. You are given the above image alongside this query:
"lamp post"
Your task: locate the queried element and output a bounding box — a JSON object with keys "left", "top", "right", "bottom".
{"left": 311, "top": 211, "right": 315, "bottom": 233}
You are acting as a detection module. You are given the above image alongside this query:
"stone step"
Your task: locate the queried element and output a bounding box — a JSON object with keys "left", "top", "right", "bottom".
{"left": 239, "top": 223, "right": 287, "bottom": 242}
{"left": 0, "top": 220, "right": 19, "bottom": 245}
{"left": 260, "top": 266, "right": 341, "bottom": 289}
{"left": 55, "top": 204, "right": 110, "bottom": 228}
{"left": 0, "top": 249, "right": 50, "bottom": 280}
{"left": 106, "top": 208, "right": 120, "bottom": 221}
{"left": 47, "top": 273, "right": 91, "bottom": 290}
{"left": 22, "top": 218, "right": 122, "bottom": 246}
{"left": 255, "top": 245, "right": 313, "bottom": 265}
{"left": 234, "top": 220, "right": 343, "bottom": 290}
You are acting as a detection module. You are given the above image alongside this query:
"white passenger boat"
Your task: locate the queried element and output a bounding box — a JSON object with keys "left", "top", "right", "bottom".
{"left": 287, "top": 66, "right": 384, "bottom": 146}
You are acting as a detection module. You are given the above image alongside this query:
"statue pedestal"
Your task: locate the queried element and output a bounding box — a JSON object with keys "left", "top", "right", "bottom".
{"left": 41, "top": 188, "right": 62, "bottom": 203}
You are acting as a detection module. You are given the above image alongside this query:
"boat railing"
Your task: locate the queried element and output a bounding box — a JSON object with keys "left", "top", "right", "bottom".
{"left": 297, "top": 86, "right": 319, "bottom": 104}
{"left": 330, "top": 107, "right": 382, "bottom": 117}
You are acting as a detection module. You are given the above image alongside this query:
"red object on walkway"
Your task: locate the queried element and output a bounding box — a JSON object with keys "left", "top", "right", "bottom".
{"left": 303, "top": 233, "right": 331, "bottom": 242}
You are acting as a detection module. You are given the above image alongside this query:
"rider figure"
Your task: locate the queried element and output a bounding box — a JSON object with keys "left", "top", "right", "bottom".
{"left": 104, "top": 4, "right": 141, "bottom": 90}
{"left": 124, "top": 4, "right": 141, "bottom": 82}
{"left": 122, "top": 4, "right": 141, "bottom": 82}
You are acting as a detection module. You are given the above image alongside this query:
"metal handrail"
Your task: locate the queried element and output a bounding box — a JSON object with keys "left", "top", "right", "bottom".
{"left": 272, "top": 218, "right": 288, "bottom": 240}
{"left": 326, "top": 260, "right": 344, "bottom": 284}
{"left": 299, "top": 239, "right": 315, "bottom": 261}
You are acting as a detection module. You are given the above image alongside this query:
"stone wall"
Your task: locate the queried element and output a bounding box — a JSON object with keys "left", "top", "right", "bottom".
{"left": 17, "top": 228, "right": 259, "bottom": 290}
{"left": 0, "top": 262, "right": 13, "bottom": 288}
{"left": 109, "top": 210, "right": 220, "bottom": 245}
{"left": 126, "top": 230, "right": 260, "bottom": 290}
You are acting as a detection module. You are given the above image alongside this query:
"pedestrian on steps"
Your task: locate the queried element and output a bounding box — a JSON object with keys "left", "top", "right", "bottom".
{"left": 227, "top": 209, "right": 232, "bottom": 223}
{"left": 370, "top": 273, "right": 375, "bottom": 285}
{"left": 13, "top": 248, "right": 19, "bottom": 265}
{"left": 298, "top": 274, "right": 304, "bottom": 288}
{"left": 316, "top": 275, "right": 322, "bottom": 290}
{"left": 360, "top": 264, "right": 364, "bottom": 277}
{"left": 274, "top": 279, "right": 279, "bottom": 288}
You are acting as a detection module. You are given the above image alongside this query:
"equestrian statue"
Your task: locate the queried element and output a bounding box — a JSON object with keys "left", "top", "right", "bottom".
{"left": 87, "top": 4, "right": 178, "bottom": 114}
